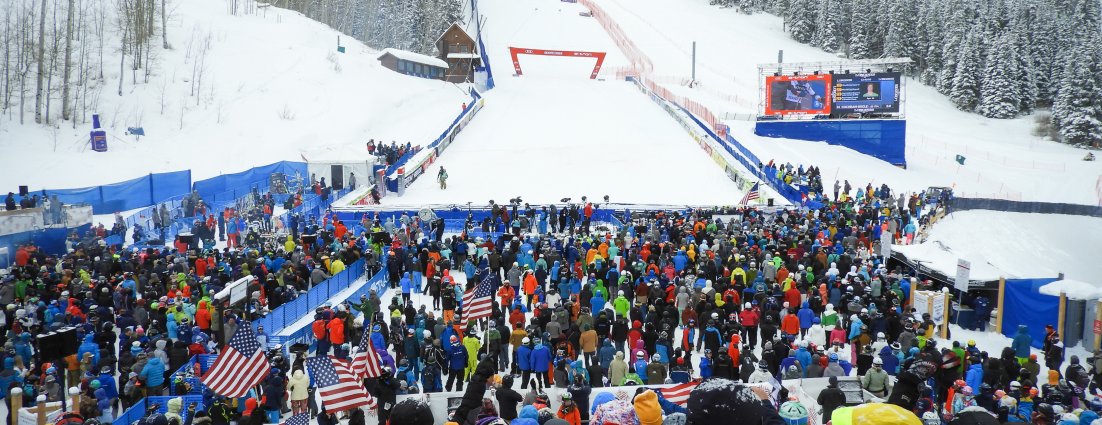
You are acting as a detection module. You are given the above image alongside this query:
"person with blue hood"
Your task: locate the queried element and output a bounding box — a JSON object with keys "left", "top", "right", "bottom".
{"left": 513, "top": 405, "right": 540, "bottom": 425}
{"left": 598, "top": 338, "right": 616, "bottom": 373}
{"left": 848, "top": 314, "right": 864, "bottom": 341}
{"left": 570, "top": 359, "right": 589, "bottom": 384}
{"left": 0, "top": 358, "right": 23, "bottom": 399}
{"left": 13, "top": 333, "right": 33, "bottom": 366}
{"left": 139, "top": 355, "right": 167, "bottom": 395}
{"left": 531, "top": 338, "right": 552, "bottom": 387}
{"left": 400, "top": 272, "right": 413, "bottom": 304}
{"left": 78, "top": 334, "right": 100, "bottom": 367}
{"left": 590, "top": 291, "right": 606, "bottom": 315}
{"left": 794, "top": 341, "right": 812, "bottom": 377}
{"left": 1012, "top": 325, "right": 1032, "bottom": 364}
{"left": 797, "top": 302, "right": 815, "bottom": 337}
{"left": 672, "top": 250, "right": 688, "bottom": 272}
{"left": 371, "top": 323, "right": 387, "bottom": 351}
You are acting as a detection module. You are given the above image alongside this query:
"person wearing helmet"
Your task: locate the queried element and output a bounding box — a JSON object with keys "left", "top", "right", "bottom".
{"left": 920, "top": 411, "right": 940, "bottom": 425}
{"left": 556, "top": 392, "right": 580, "bottom": 425}
{"left": 778, "top": 400, "right": 809, "bottom": 425}
{"left": 952, "top": 385, "right": 976, "bottom": 413}
{"left": 862, "top": 357, "right": 890, "bottom": 397}
{"left": 748, "top": 360, "right": 773, "bottom": 383}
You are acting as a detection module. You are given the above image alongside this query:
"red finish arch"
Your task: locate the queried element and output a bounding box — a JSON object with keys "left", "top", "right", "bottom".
{"left": 508, "top": 47, "right": 607, "bottom": 79}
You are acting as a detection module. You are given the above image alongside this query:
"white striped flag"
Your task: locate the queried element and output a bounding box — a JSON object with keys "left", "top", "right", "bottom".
{"left": 738, "top": 182, "right": 761, "bottom": 206}
{"left": 200, "top": 324, "right": 270, "bottom": 397}
{"left": 306, "top": 355, "right": 377, "bottom": 413}
{"left": 460, "top": 271, "right": 494, "bottom": 332}
{"left": 351, "top": 328, "right": 384, "bottom": 379}
{"left": 659, "top": 381, "right": 699, "bottom": 406}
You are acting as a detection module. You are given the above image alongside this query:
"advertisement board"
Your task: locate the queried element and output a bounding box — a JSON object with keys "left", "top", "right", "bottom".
{"left": 830, "top": 72, "right": 901, "bottom": 114}
{"left": 764, "top": 74, "right": 832, "bottom": 116}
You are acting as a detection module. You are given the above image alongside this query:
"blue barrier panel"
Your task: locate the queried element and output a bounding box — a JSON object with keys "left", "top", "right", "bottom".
{"left": 268, "top": 266, "right": 390, "bottom": 350}
{"left": 48, "top": 185, "right": 101, "bottom": 207}
{"left": 193, "top": 161, "right": 307, "bottom": 202}
{"left": 255, "top": 259, "right": 366, "bottom": 336}
{"left": 951, "top": 198, "right": 1102, "bottom": 218}
{"left": 114, "top": 398, "right": 148, "bottom": 425}
{"left": 99, "top": 175, "right": 154, "bottom": 213}
{"left": 0, "top": 225, "right": 88, "bottom": 258}
{"left": 754, "top": 119, "right": 907, "bottom": 166}
{"left": 1001, "top": 277, "right": 1060, "bottom": 349}
{"left": 151, "top": 170, "right": 192, "bottom": 204}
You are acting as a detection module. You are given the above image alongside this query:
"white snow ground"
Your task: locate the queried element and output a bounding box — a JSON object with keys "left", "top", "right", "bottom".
{"left": 0, "top": 0, "right": 469, "bottom": 192}
{"left": 392, "top": 77, "right": 750, "bottom": 206}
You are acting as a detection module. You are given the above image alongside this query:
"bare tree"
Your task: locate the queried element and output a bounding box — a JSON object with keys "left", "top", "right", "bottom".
{"left": 61, "top": 0, "right": 74, "bottom": 120}
{"left": 160, "top": 0, "right": 166, "bottom": 48}
{"left": 34, "top": 0, "right": 46, "bottom": 123}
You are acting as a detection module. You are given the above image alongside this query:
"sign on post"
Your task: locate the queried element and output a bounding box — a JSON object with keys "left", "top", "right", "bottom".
{"left": 955, "top": 259, "right": 971, "bottom": 292}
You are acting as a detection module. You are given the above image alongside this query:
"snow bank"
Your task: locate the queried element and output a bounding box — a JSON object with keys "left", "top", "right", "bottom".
{"left": 1039, "top": 279, "right": 1102, "bottom": 301}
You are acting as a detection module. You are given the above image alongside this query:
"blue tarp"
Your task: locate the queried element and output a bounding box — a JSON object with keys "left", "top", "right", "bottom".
{"left": 1001, "top": 277, "right": 1060, "bottom": 349}
{"left": 754, "top": 119, "right": 907, "bottom": 166}
{"left": 0, "top": 226, "right": 89, "bottom": 260}
{"left": 42, "top": 170, "right": 191, "bottom": 214}
{"left": 192, "top": 161, "right": 307, "bottom": 204}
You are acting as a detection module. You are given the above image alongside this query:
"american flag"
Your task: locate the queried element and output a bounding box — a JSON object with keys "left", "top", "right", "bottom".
{"left": 306, "top": 355, "right": 377, "bottom": 413}
{"left": 738, "top": 182, "right": 761, "bottom": 206}
{"left": 659, "top": 381, "right": 698, "bottom": 406}
{"left": 351, "top": 328, "right": 384, "bottom": 379}
{"left": 282, "top": 412, "right": 310, "bottom": 425}
{"left": 460, "top": 272, "right": 494, "bottom": 332}
{"left": 200, "top": 324, "right": 270, "bottom": 397}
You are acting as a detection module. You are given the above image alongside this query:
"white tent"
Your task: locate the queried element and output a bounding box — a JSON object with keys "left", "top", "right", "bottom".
{"left": 301, "top": 145, "right": 377, "bottom": 190}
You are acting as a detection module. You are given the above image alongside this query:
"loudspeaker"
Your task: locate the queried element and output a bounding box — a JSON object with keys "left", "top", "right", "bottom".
{"left": 18, "top": 186, "right": 28, "bottom": 196}
{"left": 178, "top": 233, "right": 194, "bottom": 244}
{"left": 767, "top": 198, "right": 774, "bottom": 207}
{"left": 36, "top": 327, "right": 79, "bottom": 360}
{"left": 301, "top": 234, "right": 317, "bottom": 246}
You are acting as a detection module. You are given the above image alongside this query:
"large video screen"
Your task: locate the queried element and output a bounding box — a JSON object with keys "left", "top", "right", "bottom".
{"left": 764, "top": 74, "right": 832, "bottom": 116}
{"left": 831, "top": 72, "right": 901, "bottom": 114}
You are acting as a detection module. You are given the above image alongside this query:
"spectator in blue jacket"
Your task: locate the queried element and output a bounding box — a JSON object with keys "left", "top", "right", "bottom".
{"left": 77, "top": 334, "right": 100, "bottom": 367}
{"left": 400, "top": 272, "right": 413, "bottom": 304}
{"left": 421, "top": 356, "right": 442, "bottom": 393}
{"left": 1012, "top": 325, "right": 1032, "bottom": 364}
{"left": 598, "top": 339, "right": 616, "bottom": 373}
{"left": 797, "top": 302, "right": 815, "bottom": 337}
{"left": 139, "top": 357, "right": 167, "bottom": 395}
{"left": 517, "top": 337, "right": 534, "bottom": 388}
{"left": 444, "top": 336, "right": 467, "bottom": 392}
{"left": 530, "top": 338, "right": 552, "bottom": 388}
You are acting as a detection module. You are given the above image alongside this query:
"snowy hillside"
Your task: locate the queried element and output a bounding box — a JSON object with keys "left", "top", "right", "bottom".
{"left": 594, "top": 0, "right": 1102, "bottom": 204}
{"left": 0, "top": 0, "right": 469, "bottom": 191}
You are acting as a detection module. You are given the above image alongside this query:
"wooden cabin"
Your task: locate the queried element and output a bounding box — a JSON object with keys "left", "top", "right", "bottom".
{"left": 377, "top": 48, "right": 449, "bottom": 80}
{"left": 435, "top": 23, "right": 482, "bottom": 83}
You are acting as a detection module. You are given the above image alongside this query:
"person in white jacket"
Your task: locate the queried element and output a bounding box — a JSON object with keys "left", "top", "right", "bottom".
{"left": 807, "top": 318, "right": 827, "bottom": 348}
{"left": 288, "top": 369, "right": 311, "bottom": 415}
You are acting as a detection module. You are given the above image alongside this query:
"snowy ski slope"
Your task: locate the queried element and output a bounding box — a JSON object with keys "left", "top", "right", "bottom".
{"left": 390, "top": 0, "right": 752, "bottom": 206}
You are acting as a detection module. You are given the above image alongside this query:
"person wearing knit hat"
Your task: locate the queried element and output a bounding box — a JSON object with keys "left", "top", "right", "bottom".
{"left": 634, "top": 389, "right": 664, "bottom": 425}
{"left": 686, "top": 378, "right": 782, "bottom": 425}
{"left": 391, "top": 398, "right": 435, "bottom": 425}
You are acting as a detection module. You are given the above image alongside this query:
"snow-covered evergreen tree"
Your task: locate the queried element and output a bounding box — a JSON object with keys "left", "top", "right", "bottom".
{"left": 786, "top": 0, "right": 818, "bottom": 43}
{"left": 978, "top": 32, "right": 1020, "bottom": 118}
{"left": 1051, "top": 39, "right": 1102, "bottom": 146}
{"left": 883, "top": 0, "right": 918, "bottom": 60}
{"left": 949, "top": 28, "right": 983, "bottom": 112}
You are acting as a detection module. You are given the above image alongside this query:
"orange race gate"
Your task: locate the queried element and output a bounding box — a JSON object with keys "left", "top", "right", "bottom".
{"left": 508, "top": 47, "right": 607, "bottom": 79}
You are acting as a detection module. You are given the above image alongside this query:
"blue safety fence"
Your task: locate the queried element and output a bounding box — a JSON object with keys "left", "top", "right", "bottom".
{"left": 753, "top": 119, "right": 908, "bottom": 167}
{"left": 268, "top": 265, "right": 389, "bottom": 351}
{"left": 192, "top": 161, "right": 306, "bottom": 204}
{"left": 1001, "top": 277, "right": 1061, "bottom": 349}
{"left": 470, "top": 0, "right": 495, "bottom": 90}
{"left": 44, "top": 170, "right": 191, "bottom": 214}
{"left": 0, "top": 225, "right": 89, "bottom": 260}
{"left": 385, "top": 88, "right": 485, "bottom": 192}
{"left": 114, "top": 395, "right": 205, "bottom": 425}
{"left": 168, "top": 354, "right": 218, "bottom": 396}
{"left": 253, "top": 258, "right": 367, "bottom": 337}
{"left": 951, "top": 198, "right": 1102, "bottom": 218}
{"left": 277, "top": 188, "right": 352, "bottom": 231}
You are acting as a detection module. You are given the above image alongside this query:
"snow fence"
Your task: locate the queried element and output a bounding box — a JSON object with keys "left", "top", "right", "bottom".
{"left": 385, "top": 88, "right": 485, "bottom": 194}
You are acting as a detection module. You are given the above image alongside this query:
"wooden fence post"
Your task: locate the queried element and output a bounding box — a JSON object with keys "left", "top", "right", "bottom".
{"left": 36, "top": 395, "right": 46, "bottom": 425}
{"left": 1094, "top": 300, "right": 1102, "bottom": 351}
{"left": 941, "top": 291, "right": 950, "bottom": 340}
{"left": 996, "top": 277, "right": 1006, "bottom": 334}
{"left": 1058, "top": 293, "right": 1067, "bottom": 340}
{"left": 10, "top": 387, "right": 21, "bottom": 425}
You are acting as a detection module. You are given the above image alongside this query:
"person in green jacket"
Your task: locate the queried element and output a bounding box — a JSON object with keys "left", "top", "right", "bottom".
{"left": 348, "top": 293, "right": 376, "bottom": 322}
{"left": 463, "top": 332, "right": 481, "bottom": 379}
{"left": 613, "top": 291, "right": 631, "bottom": 319}
{"left": 15, "top": 278, "right": 30, "bottom": 300}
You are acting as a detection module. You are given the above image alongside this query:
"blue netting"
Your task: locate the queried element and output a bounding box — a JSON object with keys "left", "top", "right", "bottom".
{"left": 1001, "top": 278, "right": 1060, "bottom": 349}
{"left": 753, "top": 119, "right": 907, "bottom": 166}
{"left": 192, "top": 161, "right": 307, "bottom": 203}
{"left": 42, "top": 170, "right": 191, "bottom": 214}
